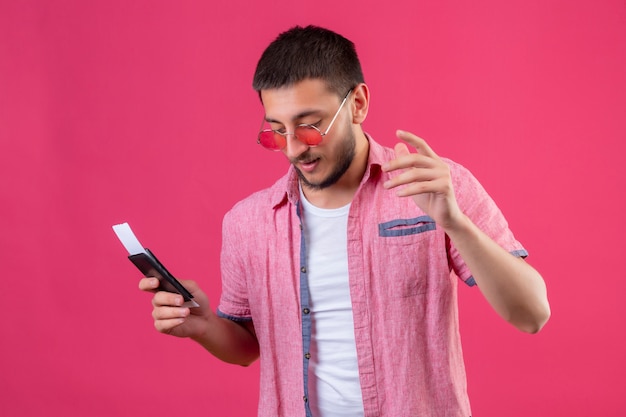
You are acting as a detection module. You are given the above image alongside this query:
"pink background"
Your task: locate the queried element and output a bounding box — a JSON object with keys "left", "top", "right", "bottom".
{"left": 1, "top": 0, "right": 625, "bottom": 415}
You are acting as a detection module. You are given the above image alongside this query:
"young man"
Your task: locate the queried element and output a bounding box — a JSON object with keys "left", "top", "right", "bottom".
{"left": 140, "top": 26, "right": 550, "bottom": 417}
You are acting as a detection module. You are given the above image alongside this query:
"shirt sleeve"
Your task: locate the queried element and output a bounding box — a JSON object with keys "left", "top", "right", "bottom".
{"left": 217, "top": 208, "right": 253, "bottom": 321}
{"left": 446, "top": 160, "right": 528, "bottom": 286}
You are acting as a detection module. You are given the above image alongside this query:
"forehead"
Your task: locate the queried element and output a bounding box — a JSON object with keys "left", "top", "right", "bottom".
{"left": 260, "top": 79, "right": 338, "bottom": 122}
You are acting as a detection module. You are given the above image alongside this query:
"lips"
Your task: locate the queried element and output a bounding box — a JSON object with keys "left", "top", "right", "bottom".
{"left": 298, "top": 157, "right": 320, "bottom": 173}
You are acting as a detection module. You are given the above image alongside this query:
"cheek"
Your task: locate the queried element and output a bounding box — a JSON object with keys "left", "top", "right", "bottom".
{"left": 327, "top": 123, "right": 353, "bottom": 156}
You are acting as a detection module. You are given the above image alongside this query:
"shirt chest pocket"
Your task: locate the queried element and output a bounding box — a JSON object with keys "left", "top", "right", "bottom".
{"left": 378, "top": 216, "right": 436, "bottom": 242}
{"left": 373, "top": 216, "right": 445, "bottom": 298}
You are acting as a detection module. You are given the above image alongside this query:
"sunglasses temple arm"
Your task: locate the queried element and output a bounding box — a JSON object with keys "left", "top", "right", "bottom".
{"left": 323, "top": 91, "right": 351, "bottom": 135}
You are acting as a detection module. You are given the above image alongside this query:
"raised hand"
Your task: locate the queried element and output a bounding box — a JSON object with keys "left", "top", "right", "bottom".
{"left": 382, "top": 130, "right": 463, "bottom": 230}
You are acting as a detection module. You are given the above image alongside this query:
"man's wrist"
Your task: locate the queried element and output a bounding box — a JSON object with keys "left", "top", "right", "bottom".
{"left": 441, "top": 213, "right": 477, "bottom": 242}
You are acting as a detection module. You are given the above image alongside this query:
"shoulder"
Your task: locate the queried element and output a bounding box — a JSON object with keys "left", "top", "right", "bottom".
{"left": 223, "top": 170, "right": 292, "bottom": 227}
{"left": 440, "top": 157, "right": 498, "bottom": 213}
{"left": 442, "top": 157, "right": 484, "bottom": 191}
{"left": 442, "top": 157, "right": 472, "bottom": 177}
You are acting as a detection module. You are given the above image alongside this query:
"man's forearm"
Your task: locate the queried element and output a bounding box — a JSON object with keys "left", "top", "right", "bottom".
{"left": 192, "top": 314, "right": 260, "bottom": 366}
{"left": 445, "top": 214, "right": 551, "bottom": 333}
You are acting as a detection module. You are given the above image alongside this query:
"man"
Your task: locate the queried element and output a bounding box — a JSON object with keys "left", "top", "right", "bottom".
{"left": 139, "top": 25, "right": 550, "bottom": 417}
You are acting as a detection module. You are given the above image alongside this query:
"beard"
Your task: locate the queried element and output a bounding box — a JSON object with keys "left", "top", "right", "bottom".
{"left": 292, "top": 127, "right": 356, "bottom": 191}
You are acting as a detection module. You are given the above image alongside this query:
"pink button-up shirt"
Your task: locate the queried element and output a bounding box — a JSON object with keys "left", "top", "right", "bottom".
{"left": 218, "top": 136, "right": 526, "bottom": 417}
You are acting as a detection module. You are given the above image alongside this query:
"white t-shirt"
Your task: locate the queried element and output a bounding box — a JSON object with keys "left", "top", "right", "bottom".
{"left": 300, "top": 189, "right": 365, "bottom": 417}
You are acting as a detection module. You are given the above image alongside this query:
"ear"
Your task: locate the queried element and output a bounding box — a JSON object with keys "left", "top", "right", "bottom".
{"left": 351, "top": 83, "right": 370, "bottom": 124}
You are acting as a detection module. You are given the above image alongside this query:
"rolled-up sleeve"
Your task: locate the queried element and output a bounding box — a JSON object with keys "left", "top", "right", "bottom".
{"left": 446, "top": 160, "right": 528, "bottom": 285}
{"left": 217, "top": 208, "right": 253, "bottom": 321}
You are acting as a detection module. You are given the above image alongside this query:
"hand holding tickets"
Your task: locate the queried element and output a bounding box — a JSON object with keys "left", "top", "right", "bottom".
{"left": 112, "top": 222, "right": 199, "bottom": 308}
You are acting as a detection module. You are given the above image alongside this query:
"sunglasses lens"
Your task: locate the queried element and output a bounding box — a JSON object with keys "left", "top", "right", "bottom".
{"left": 258, "top": 131, "right": 285, "bottom": 151}
{"left": 257, "top": 126, "right": 323, "bottom": 151}
{"left": 295, "top": 126, "right": 323, "bottom": 146}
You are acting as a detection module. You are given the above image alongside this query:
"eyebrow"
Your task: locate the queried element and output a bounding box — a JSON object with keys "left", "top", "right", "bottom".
{"left": 264, "top": 109, "right": 323, "bottom": 124}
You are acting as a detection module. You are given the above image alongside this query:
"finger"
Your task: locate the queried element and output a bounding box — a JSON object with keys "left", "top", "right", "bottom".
{"left": 154, "top": 318, "right": 186, "bottom": 333}
{"left": 152, "top": 291, "right": 184, "bottom": 307}
{"left": 394, "top": 142, "right": 411, "bottom": 159}
{"left": 139, "top": 277, "right": 160, "bottom": 292}
{"left": 382, "top": 132, "right": 438, "bottom": 173}
{"left": 384, "top": 142, "right": 415, "bottom": 172}
{"left": 383, "top": 152, "right": 437, "bottom": 173}
{"left": 384, "top": 166, "right": 441, "bottom": 190}
{"left": 152, "top": 306, "right": 190, "bottom": 321}
{"left": 394, "top": 177, "right": 449, "bottom": 197}
{"left": 396, "top": 130, "right": 437, "bottom": 158}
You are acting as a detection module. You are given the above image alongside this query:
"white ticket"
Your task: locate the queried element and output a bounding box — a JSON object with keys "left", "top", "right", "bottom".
{"left": 112, "top": 222, "right": 147, "bottom": 255}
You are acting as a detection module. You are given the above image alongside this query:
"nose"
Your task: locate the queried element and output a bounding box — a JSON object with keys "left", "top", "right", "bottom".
{"left": 283, "top": 133, "right": 309, "bottom": 160}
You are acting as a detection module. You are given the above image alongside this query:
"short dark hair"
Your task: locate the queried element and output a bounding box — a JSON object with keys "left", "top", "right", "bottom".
{"left": 252, "top": 25, "right": 365, "bottom": 97}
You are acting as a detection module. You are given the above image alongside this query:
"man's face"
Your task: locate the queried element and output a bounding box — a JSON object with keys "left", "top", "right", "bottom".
{"left": 260, "top": 79, "right": 355, "bottom": 190}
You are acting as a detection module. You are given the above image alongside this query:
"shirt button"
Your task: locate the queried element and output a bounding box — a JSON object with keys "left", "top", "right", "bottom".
{"left": 303, "top": 396, "right": 308, "bottom": 402}
{"left": 302, "top": 308, "right": 310, "bottom": 314}
{"left": 301, "top": 266, "right": 307, "bottom": 273}
{"left": 305, "top": 353, "right": 311, "bottom": 359}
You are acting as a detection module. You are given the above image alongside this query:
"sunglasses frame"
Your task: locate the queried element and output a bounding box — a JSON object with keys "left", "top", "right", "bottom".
{"left": 257, "top": 89, "right": 353, "bottom": 151}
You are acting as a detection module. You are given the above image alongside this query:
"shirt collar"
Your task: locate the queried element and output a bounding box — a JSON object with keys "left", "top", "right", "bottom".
{"left": 271, "top": 133, "right": 386, "bottom": 209}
